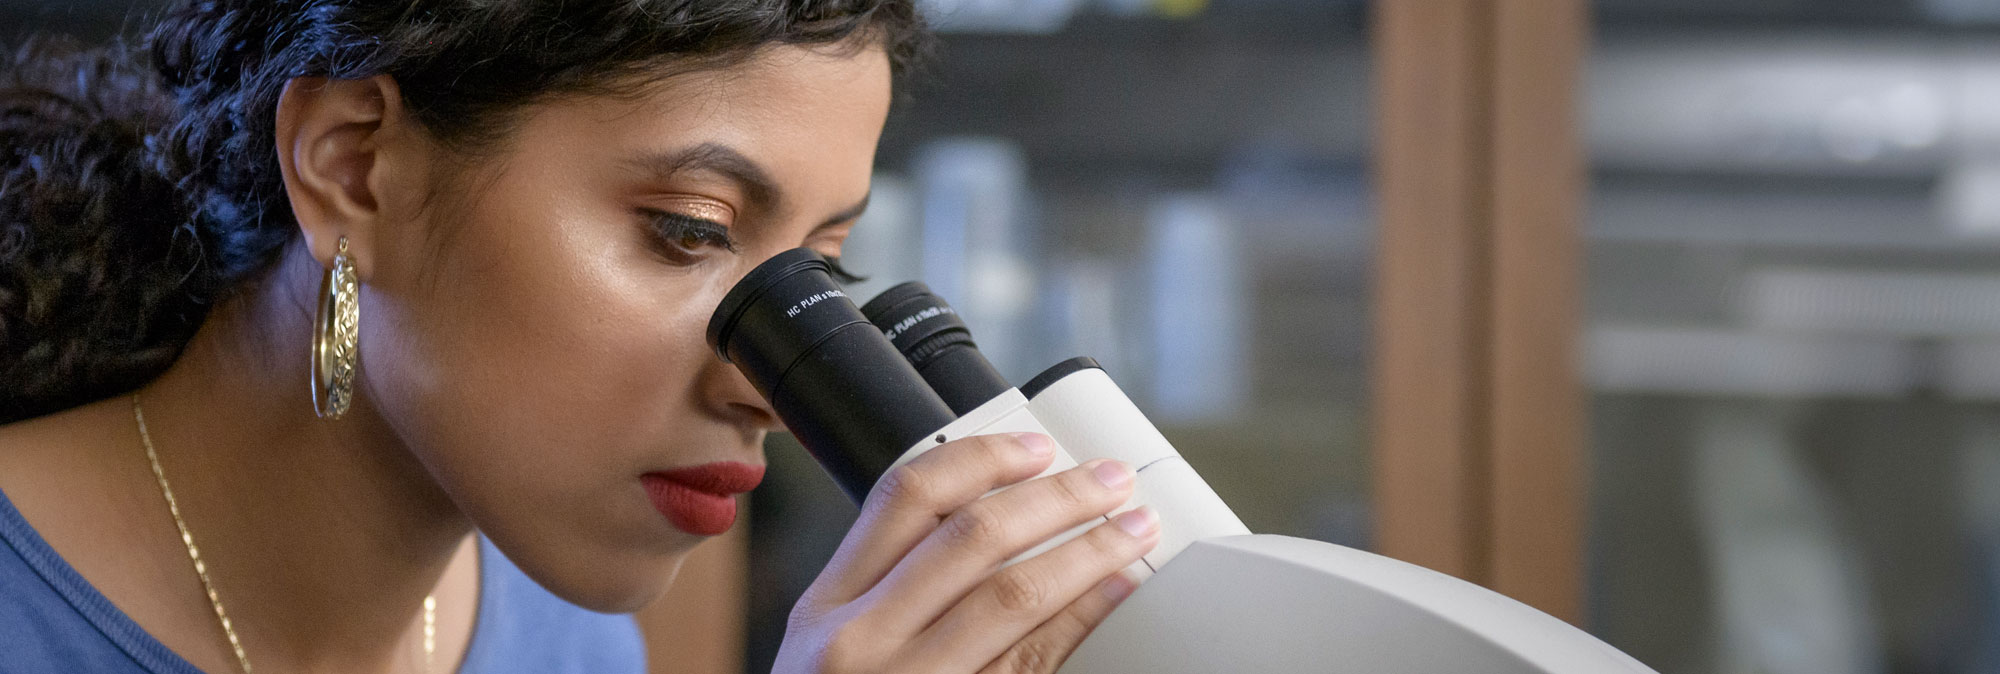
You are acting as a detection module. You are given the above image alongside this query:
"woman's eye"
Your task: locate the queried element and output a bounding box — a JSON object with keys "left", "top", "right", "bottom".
{"left": 643, "top": 209, "right": 738, "bottom": 262}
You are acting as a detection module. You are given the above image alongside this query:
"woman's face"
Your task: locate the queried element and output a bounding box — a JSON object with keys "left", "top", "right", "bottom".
{"left": 356, "top": 43, "right": 892, "bottom": 611}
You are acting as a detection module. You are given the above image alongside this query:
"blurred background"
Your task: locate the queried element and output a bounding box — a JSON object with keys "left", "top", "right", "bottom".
{"left": 12, "top": 0, "right": 2000, "bottom": 673}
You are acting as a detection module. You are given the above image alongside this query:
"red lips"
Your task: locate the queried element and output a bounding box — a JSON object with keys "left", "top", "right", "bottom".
{"left": 641, "top": 462, "right": 765, "bottom": 536}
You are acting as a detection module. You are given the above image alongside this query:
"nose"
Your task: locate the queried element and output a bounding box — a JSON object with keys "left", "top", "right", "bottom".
{"left": 698, "top": 354, "right": 784, "bottom": 432}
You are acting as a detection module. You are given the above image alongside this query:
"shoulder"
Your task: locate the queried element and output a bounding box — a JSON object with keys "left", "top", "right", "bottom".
{"left": 460, "top": 537, "right": 647, "bottom": 674}
{"left": 0, "top": 488, "right": 201, "bottom": 674}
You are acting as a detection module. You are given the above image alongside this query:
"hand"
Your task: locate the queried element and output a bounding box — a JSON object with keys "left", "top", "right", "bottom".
{"left": 773, "top": 432, "right": 1160, "bottom": 674}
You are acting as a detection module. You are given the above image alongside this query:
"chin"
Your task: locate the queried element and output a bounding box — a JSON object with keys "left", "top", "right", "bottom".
{"left": 569, "top": 584, "right": 673, "bottom": 615}
{"left": 509, "top": 539, "right": 692, "bottom": 614}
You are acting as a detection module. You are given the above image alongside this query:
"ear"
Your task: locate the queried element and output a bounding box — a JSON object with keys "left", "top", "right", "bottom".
{"left": 274, "top": 75, "right": 412, "bottom": 280}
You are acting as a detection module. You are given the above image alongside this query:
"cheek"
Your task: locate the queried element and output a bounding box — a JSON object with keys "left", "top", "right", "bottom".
{"left": 355, "top": 185, "right": 721, "bottom": 543}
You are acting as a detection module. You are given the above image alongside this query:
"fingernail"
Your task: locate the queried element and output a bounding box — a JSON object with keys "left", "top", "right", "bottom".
{"left": 1093, "top": 461, "right": 1133, "bottom": 489}
{"left": 1010, "top": 432, "right": 1054, "bottom": 457}
{"left": 1113, "top": 506, "right": 1157, "bottom": 537}
{"left": 1099, "top": 572, "right": 1138, "bottom": 602}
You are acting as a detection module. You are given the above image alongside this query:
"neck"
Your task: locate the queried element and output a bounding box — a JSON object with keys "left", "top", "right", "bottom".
{"left": 134, "top": 242, "right": 468, "bottom": 671}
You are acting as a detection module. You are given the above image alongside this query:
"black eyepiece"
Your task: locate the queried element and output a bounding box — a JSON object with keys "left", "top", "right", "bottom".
{"left": 708, "top": 249, "right": 957, "bottom": 504}
{"left": 860, "top": 282, "right": 1012, "bottom": 415}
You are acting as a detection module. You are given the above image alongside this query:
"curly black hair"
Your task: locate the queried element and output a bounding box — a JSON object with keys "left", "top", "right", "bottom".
{"left": 0, "top": 0, "right": 930, "bottom": 424}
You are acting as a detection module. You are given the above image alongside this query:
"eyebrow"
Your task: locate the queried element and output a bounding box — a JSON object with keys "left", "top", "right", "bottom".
{"left": 623, "top": 141, "right": 870, "bottom": 233}
{"left": 624, "top": 142, "right": 781, "bottom": 212}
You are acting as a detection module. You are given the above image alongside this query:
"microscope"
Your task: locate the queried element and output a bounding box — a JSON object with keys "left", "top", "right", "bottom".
{"left": 708, "top": 248, "right": 1658, "bottom": 674}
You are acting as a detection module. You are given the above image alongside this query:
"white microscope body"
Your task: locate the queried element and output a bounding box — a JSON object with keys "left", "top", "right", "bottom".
{"left": 708, "top": 250, "right": 1659, "bottom": 674}
{"left": 898, "top": 363, "right": 1654, "bottom": 674}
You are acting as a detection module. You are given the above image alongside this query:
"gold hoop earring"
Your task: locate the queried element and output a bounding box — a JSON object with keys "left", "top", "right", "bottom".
{"left": 312, "top": 236, "right": 360, "bottom": 419}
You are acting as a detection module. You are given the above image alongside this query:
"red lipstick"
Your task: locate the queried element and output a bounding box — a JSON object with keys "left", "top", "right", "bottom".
{"left": 641, "top": 462, "right": 765, "bottom": 536}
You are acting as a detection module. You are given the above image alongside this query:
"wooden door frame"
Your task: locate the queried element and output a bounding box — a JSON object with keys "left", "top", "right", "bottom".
{"left": 1371, "top": 0, "right": 1590, "bottom": 624}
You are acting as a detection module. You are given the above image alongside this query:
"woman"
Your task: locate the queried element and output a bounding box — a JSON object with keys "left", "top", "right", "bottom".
{"left": 0, "top": 1, "right": 1160, "bottom": 672}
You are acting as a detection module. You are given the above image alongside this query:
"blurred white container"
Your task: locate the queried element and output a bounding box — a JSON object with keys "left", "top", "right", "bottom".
{"left": 914, "top": 138, "right": 1039, "bottom": 379}
{"left": 1143, "top": 193, "right": 1249, "bottom": 424}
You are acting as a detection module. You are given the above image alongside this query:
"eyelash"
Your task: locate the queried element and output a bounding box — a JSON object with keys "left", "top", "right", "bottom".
{"left": 825, "top": 256, "right": 867, "bottom": 285}
{"left": 643, "top": 208, "right": 868, "bottom": 283}
{"left": 644, "top": 209, "right": 739, "bottom": 260}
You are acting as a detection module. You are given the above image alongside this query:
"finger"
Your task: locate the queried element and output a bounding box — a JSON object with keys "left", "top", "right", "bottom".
{"left": 902, "top": 506, "right": 1160, "bottom": 671}
{"left": 979, "top": 571, "right": 1141, "bottom": 674}
{"left": 862, "top": 460, "right": 1136, "bottom": 636}
{"left": 804, "top": 432, "right": 1057, "bottom": 610}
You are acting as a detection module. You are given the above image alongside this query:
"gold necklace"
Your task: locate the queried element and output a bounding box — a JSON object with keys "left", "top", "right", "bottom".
{"left": 133, "top": 394, "right": 436, "bottom": 674}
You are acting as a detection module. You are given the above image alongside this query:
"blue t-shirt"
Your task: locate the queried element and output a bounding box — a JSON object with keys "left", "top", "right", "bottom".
{"left": 0, "top": 488, "right": 645, "bottom": 673}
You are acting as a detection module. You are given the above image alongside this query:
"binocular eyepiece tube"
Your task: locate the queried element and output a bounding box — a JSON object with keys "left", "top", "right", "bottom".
{"left": 859, "top": 281, "right": 1012, "bottom": 416}
{"left": 706, "top": 248, "right": 958, "bottom": 504}
{"left": 709, "top": 248, "right": 1248, "bottom": 572}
